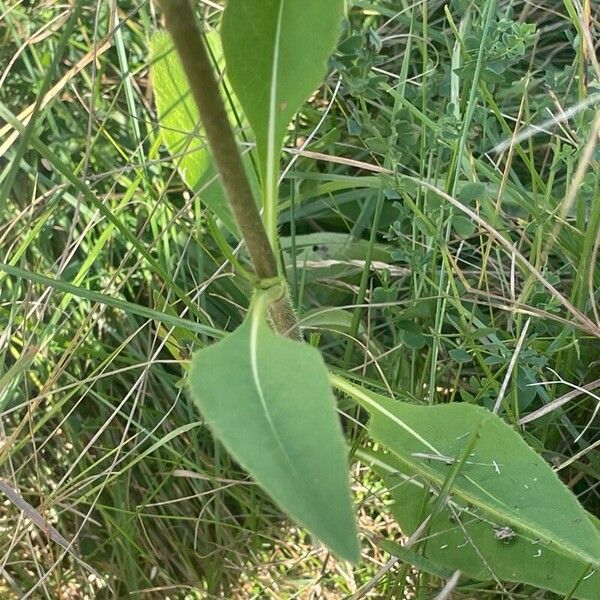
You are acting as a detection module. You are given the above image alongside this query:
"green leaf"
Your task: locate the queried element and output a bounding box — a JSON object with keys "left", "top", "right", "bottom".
{"left": 221, "top": 0, "right": 345, "bottom": 237}
{"left": 280, "top": 233, "right": 391, "bottom": 264}
{"left": 449, "top": 347, "right": 473, "bottom": 363}
{"left": 333, "top": 377, "right": 600, "bottom": 575}
{"left": 189, "top": 297, "right": 359, "bottom": 562}
{"left": 150, "top": 32, "right": 239, "bottom": 234}
{"left": 396, "top": 320, "right": 427, "bottom": 350}
{"left": 362, "top": 449, "right": 600, "bottom": 599}
{"left": 451, "top": 215, "right": 476, "bottom": 238}
{"left": 458, "top": 182, "right": 486, "bottom": 203}
{"left": 280, "top": 232, "right": 392, "bottom": 281}
{"left": 300, "top": 307, "right": 357, "bottom": 333}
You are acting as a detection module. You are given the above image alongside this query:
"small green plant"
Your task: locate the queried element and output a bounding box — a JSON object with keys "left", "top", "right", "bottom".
{"left": 153, "top": 0, "right": 600, "bottom": 595}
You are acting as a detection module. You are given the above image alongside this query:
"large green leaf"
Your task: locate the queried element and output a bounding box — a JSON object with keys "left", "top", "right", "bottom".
{"left": 189, "top": 297, "right": 359, "bottom": 562}
{"left": 333, "top": 376, "right": 600, "bottom": 573}
{"left": 221, "top": 0, "right": 345, "bottom": 236}
{"left": 150, "top": 32, "right": 240, "bottom": 234}
{"left": 361, "top": 449, "right": 600, "bottom": 599}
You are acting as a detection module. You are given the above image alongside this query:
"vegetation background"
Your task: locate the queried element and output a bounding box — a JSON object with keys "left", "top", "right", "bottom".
{"left": 0, "top": 0, "right": 599, "bottom": 598}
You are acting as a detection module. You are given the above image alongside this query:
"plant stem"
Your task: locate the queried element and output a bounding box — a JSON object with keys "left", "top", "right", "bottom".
{"left": 158, "top": 0, "right": 274, "bottom": 278}
{"left": 158, "top": 0, "right": 301, "bottom": 339}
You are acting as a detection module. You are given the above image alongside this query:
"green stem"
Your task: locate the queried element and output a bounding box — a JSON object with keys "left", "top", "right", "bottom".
{"left": 158, "top": 0, "right": 301, "bottom": 339}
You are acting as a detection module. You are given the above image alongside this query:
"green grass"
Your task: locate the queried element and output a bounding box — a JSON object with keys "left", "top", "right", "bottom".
{"left": 0, "top": 0, "right": 599, "bottom": 598}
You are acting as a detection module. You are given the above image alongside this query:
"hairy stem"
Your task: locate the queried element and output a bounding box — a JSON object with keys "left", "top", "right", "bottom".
{"left": 158, "top": 0, "right": 301, "bottom": 340}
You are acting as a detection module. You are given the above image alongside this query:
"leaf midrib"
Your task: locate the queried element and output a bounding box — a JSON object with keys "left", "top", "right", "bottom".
{"left": 264, "top": 0, "right": 286, "bottom": 239}
{"left": 248, "top": 307, "right": 299, "bottom": 481}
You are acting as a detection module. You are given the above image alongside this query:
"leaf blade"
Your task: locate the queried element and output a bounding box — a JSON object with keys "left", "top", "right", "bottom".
{"left": 150, "top": 31, "right": 238, "bottom": 234}
{"left": 221, "top": 0, "right": 345, "bottom": 234}
{"left": 190, "top": 309, "right": 359, "bottom": 562}
{"left": 334, "top": 377, "right": 600, "bottom": 572}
